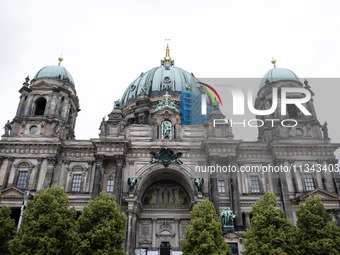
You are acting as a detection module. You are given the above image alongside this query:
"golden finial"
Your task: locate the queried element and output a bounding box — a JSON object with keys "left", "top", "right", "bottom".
{"left": 165, "top": 39, "right": 171, "bottom": 59}
{"left": 271, "top": 57, "right": 276, "bottom": 68}
{"left": 58, "top": 55, "right": 63, "bottom": 66}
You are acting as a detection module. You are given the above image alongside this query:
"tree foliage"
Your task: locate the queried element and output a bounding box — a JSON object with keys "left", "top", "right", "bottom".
{"left": 180, "top": 199, "right": 231, "bottom": 255}
{"left": 243, "top": 191, "right": 299, "bottom": 255}
{"left": 73, "top": 192, "right": 126, "bottom": 255}
{"left": 8, "top": 186, "right": 76, "bottom": 255}
{"left": 296, "top": 195, "right": 340, "bottom": 255}
{"left": 0, "top": 193, "right": 16, "bottom": 255}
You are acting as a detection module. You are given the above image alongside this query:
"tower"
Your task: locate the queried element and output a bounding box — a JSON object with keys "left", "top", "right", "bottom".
{"left": 255, "top": 59, "right": 322, "bottom": 142}
{"left": 9, "top": 58, "right": 80, "bottom": 140}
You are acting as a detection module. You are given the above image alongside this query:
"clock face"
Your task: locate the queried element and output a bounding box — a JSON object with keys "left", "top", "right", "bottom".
{"left": 29, "top": 125, "right": 38, "bottom": 134}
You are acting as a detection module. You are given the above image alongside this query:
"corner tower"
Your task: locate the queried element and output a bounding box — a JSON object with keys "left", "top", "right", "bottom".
{"left": 8, "top": 58, "right": 80, "bottom": 140}
{"left": 255, "top": 59, "right": 322, "bottom": 142}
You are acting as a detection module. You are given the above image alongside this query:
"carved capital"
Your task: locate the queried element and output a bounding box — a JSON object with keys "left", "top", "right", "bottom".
{"left": 226, "top": 156, "right": 237, "bottom": 165}
{"left": 326, "top": 158, "right": 338, "bottom": 165}
{"left": 37, "top": 157, "right": 43, "bottom": 164}
{"left": 115, "top": 155, "right": 125, "bottom": 166}
{"left": 274, "top": 158, "right": 285, "bottom": 166}
{"left": 95, "top": 155, "right": 105, "bottom": 165}
{"left": 63, "top": 159, "right": 70, "bottom": 166}
{"left": 8, "top": 157, "right": 15, "bottom": 164}
{"left": 87, "top": 160, "right": 94, "bottom": 168}
{"left": 208, "top": 156, "right": 217, "bottom": 165}
{"left": 47, "top": 157, "right": 57, "bottom": 166}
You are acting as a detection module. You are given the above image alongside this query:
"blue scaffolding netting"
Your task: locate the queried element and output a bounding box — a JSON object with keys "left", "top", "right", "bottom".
{"left": 180, "top": 90, "right": 213, "bottom": 125}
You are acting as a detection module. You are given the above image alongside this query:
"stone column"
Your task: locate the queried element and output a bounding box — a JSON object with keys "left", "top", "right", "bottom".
{"left": 43, "top": 157, "right": 57, "bottom": 189}
{"left": 174, "top": 218, "right": 180, "bottom": 248}
{"left": 275, "top": 159, "right": 294, "bottom": 221}
{"left": 126, "top": 210, "right": 133, "bottom": 255}
{"left": 63, "top": 97, "right": 70, "bottom": 118}
{"left": 152, "top": 218, "right": 157, "bottom": 249}
{"left": 125, "top": 201, "right": 137, "bottom": 255}
{"left": 114, "top": 155, "right": 125, "bottom": 205}
{"left": 16, "top": 95, "right": 26, "bottom": 116}
{"left": 55, "top": 95, "right": 63, "bottom": 117}
{"left": 31, "top": 158, "right": 43, "bottom": 190}
{"left": 0, "top": 157, "right": 4, "bottom": 170}
{"left": 48, "top": 93, "right": 58, "bottom": 117}
{"left": 45, "top": 95, "right": 53, "bottom": 116}
{"left": 228, "top": 156, "right": 243, "bottom": 228}
{"left": 92, "top": 155, "right": 104, "bottom": 199}
{"left": 208, "top": 156, "right": 219, "bottom": 214}
{"left": 2, "top": 157, "right": 15, "bottom": 189}
{"left": 85, "top": 161, "right": 94, "bottom": 193}
{"left": 24, "top": 95, "right": 34, "bottom": 116}
{"left": 244, "top": 212, "right": 251, "bottom": 229}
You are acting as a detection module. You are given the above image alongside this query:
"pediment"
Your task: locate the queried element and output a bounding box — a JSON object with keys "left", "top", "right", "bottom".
{"left": 156, "top": 229, "right": 175, "bottom": 237}
{"left": 153, "top": 107, "right": 179, "bottom": 116}
{"left": 139, "top": 239, "right": 152, "bottom": 245}
{"left": 1, "top": 186, "right": 33, "bottom": 201}
{"left": 292, "top": 188, "right": 340, "bottom": 204}
{"left": 30, "top": 81, "right": 53, "bottom": 90}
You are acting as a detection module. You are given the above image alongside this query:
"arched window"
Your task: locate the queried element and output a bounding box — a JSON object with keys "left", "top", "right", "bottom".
{"left": 34, "top": 97, "right": 47, "bottom": 115}
{"left": 162, "top": 120, "right": 172, "bottom": 139}
{"left": 68, "top": 165, "right": 87, "bottom": 193}
{"left": 14, "top": 162, "right": 34, "bottom": 190}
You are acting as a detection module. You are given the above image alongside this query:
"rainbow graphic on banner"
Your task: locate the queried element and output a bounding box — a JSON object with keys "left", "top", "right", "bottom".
{"left": 197, "top": 82, "right": 222, "bottom": 106}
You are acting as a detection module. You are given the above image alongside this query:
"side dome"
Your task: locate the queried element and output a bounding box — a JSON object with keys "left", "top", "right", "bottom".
{"left": 121, "top": 66, "right": 196, "bottom": 107}
{"left": 33, "top": 63, "right": 75, "bottom": 87}
{"left": 259, "top": 64, "right": 299, "bottom": 89}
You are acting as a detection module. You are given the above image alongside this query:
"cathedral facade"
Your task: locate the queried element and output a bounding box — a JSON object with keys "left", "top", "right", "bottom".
{"left": 1, "top": 49, "right": 340, "bottom": 255}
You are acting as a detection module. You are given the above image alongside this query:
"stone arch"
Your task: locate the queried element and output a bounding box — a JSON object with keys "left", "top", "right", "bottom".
{"left": 34, "top": 97, "right": 47, "bottom": 115}
{"left": 135, "top": 164, "right": 194, "bottom": 204}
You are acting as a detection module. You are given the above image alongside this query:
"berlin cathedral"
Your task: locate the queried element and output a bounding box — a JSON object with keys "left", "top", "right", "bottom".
{"left": 1, "top": 45, "right": 340, "bottom": 255}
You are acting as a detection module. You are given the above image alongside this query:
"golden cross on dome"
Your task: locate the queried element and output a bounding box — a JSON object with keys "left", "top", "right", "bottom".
{"left": 163, "top": 91, "right": 171, "bottom": 105}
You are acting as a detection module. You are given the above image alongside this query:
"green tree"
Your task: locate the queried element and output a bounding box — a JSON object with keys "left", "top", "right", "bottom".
{"left": 180, "top": 199, "right": 231, "bottom": 255}
{"left": 9, "top": 186, "right": 76, "bottom": 255}
{"left": 0, "top": 193, "right": 16, "bottom": 255}
{"left": 296, "top": 195, "right": 340, "bottom": 255}
{"left": 243, "top": 191, "right": 299, "bottom": 255}
{"left": 73, "top": 192, "right": 126, "bottom": 255}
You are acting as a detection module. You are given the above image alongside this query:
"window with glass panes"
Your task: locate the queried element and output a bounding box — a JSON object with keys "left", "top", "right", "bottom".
{"left": 17, "top": 171, "right": 28, "bottom": 189}
{"left": 107, "top": 179, "right": 114, "bottom": 192}
{"left": 71, "top": 174, "right": 82, "bottom": 192}
{"left": 250, "top": 176, "right": 260, "bottom": 193}
{"left": 218, "top": 180, "right": 225, "bottom": 192}
{"left": 304, "top": 174, "right": 315, "bottom": 191}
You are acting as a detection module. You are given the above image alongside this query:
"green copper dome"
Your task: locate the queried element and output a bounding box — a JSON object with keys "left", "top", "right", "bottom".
{"left": 121, "top": 45, "right": 199, "bottom": 107}
{"left": 121, "top": 66, "right": 197, "bottom": 107}
{"left": 259, "top": 67, "right": 299, "bottom": 89}
{"left": 34, "top": 64, "right": 75, "bottom": 87}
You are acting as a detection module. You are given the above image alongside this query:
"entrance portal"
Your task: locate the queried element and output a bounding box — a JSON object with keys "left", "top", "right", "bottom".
{"left": 160, "top": 242, "right": 171, "bottom": 255}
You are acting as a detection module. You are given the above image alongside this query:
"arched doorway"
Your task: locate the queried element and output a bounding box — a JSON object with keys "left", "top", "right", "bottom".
{"left": 135, "top": 167, "right": 193, "bottom": 254}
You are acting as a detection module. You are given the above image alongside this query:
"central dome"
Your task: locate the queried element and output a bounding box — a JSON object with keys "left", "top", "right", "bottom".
{"left": 121, "top": 45, "right": 197, "bottom": 107}
{"left": 121, "top": 66, "right": 195, "bottom": 107}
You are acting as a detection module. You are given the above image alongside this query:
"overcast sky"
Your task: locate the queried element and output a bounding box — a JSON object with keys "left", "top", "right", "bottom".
{"left": 1, "top": 0, "right": 340, "bottom": 157}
